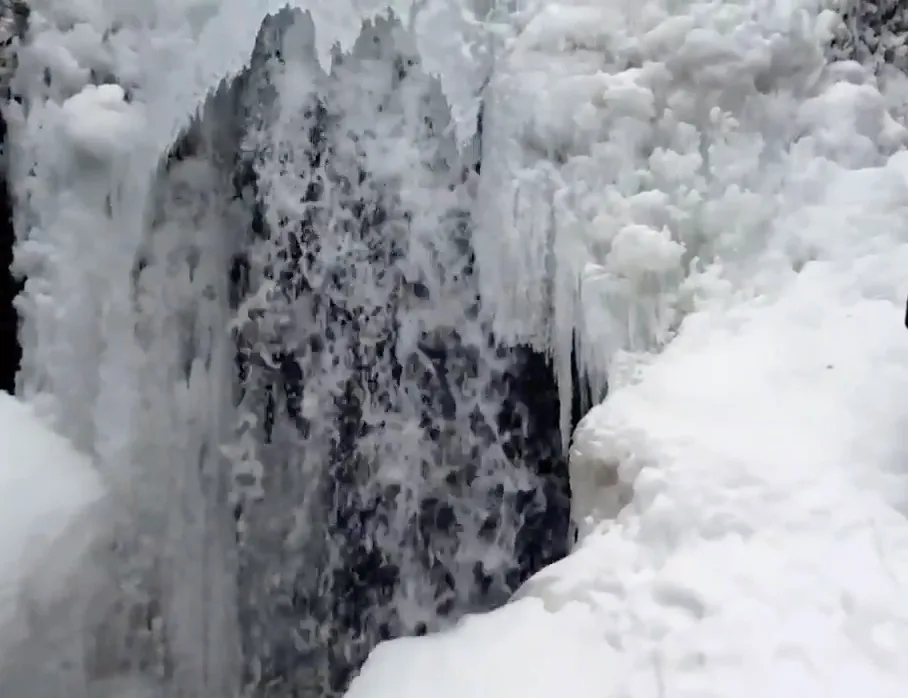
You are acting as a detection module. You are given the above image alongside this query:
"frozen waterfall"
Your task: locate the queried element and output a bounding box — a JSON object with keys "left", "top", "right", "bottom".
{"left": 4, "top": 1, "right": 908, "bottom": 698}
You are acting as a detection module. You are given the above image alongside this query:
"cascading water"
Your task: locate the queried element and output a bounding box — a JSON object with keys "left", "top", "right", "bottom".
{"left": 2, "top": 6, "right": 575, "bottom": 697}
{"left": 212, "top": 11, "right": 572, "bottom": 693}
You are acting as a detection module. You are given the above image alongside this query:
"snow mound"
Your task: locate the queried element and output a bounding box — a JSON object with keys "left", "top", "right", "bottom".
{"left": 472, "top": 0, "right": 864, "bottom": 421}
{"left": 0, "top": 392, "right": 108, "bottom": 654}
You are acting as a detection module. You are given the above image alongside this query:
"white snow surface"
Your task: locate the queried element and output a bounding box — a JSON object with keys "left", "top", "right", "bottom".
{"left": 347, "top": 1, "right": 908, "bottom": 698}
{"left": 0, "top": 392, "right": 108, "bottom": 656}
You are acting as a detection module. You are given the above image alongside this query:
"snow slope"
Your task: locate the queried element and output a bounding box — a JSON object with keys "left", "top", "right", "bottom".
{"left": 352, "top": 276, "right": 908, "bottom": 698}
{"left": 346, "top": 1, "right": 908, "bottom": 697}
{"left": 0, "top": 392, "right": 108, "bottom": 657}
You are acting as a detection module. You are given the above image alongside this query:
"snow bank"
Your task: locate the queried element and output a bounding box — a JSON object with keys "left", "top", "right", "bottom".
{"left": 0, "top": 392, "right": 108, "bottom": 654}
{"left": 347, "top": 1, "right": 908, "bottom": 696}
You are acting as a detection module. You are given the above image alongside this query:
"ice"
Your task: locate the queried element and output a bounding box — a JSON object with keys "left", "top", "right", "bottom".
{"left": 349, "top": 161, "right": 908, "bottom": 698}
{"left": 346, "top": 1, "right": 908, "bottom": 697}
{"left": 10, "top": 0, "right": 908, "bottom": 695}
{"left": 60, "top": 84, "right": 146, "bottom": 159}
{"left": 473, "top": 0, "right": 857, "bottom": 414}
{"left": 0, "top": 392, "right": 108, "bottom": 656}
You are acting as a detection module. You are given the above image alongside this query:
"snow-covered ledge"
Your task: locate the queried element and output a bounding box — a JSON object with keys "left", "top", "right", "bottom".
{"left": 347, "top": 2, "right": 908, "bottom": 696}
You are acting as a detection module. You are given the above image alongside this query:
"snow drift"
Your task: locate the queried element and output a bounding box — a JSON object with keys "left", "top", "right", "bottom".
{"left": 349, "top": 276, "right": 908, "bottom": 698}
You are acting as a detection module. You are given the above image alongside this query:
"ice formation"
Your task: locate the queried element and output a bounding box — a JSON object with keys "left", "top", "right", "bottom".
{"left": 144, "top": 11, "right": 572, "bottom": 693}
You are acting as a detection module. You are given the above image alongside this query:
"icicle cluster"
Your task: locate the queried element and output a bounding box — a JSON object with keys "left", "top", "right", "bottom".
{"left": 473, "top": 1, "right": 857, "bottom": 433}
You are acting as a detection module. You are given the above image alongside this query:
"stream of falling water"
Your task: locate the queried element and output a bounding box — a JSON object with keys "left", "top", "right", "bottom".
{"left": 3, "top": 7, "right": 572, "bottom": 697}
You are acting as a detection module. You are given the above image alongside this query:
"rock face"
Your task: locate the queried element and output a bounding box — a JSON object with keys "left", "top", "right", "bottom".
{"left": 0, "top": 3, "right": 578, "bottom": 695}
{"left": 133, "top": 8, "right": 577, "bottom": 697}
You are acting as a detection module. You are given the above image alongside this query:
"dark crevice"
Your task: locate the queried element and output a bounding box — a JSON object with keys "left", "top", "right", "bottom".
{"left": 0, "top": 115, "right": 20, "bottom": 395}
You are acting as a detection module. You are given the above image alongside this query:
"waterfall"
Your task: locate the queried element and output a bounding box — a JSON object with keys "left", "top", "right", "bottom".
{"left": 3, "top": 6, "right": 575, "bottom": 697}
{"left": 3, "top": 0, "right": 901, "bottom": 696}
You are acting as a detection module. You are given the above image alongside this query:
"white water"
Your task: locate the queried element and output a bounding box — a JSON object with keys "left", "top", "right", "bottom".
{"left": 346, "top": 2, "right": 908, "bottom": 697}
{"left": 5, "top": 1, "right": 568, "bottom": 695}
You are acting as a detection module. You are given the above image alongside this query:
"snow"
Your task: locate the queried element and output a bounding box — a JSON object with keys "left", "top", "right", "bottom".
{"left": 0, "top": 392, "right": 108, "bottom": 657}
{"left": 10, "top": 0, "right": 908, "bottom": 695}
{"left": 60, "top": 83, "right": 146, "bottom": 160}
{"left": 472, "top": 0, "right": 879, "bottom": 418}
{"left": 349, "top": 173, "right": 908, "bottom": 698}
{"left": 346, "top": 1, "right": 908, "bottom": 697}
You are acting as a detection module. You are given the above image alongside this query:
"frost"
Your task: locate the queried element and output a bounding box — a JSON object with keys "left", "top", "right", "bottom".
{"left": 12, "top": 0, "right": 908, "bottom": 696}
